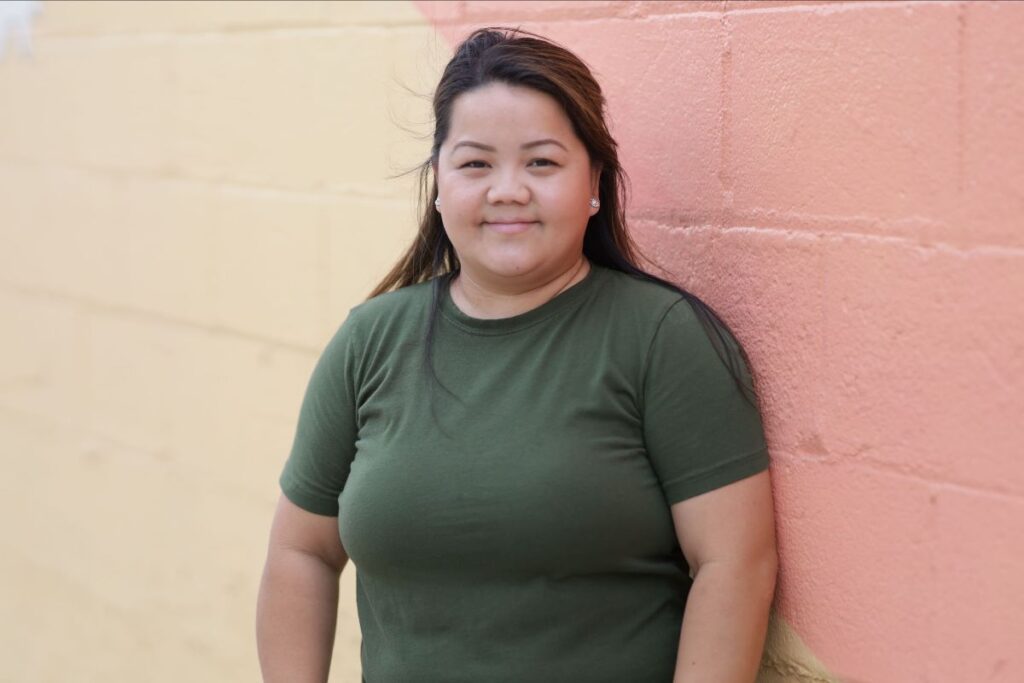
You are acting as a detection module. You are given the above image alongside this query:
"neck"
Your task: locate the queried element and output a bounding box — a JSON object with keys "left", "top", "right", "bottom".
{"left": 450, "top": 257, "right": 591, "bottom": 320}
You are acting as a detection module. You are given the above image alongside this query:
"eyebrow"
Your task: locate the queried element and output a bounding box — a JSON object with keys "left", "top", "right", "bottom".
{"left": 451, "top": 138, "right": 568, "bottom": 154}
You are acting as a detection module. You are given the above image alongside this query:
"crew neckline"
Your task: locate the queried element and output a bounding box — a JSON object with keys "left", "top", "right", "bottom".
{"left": 440, "top": 263, "right": 606, "bottom": 336}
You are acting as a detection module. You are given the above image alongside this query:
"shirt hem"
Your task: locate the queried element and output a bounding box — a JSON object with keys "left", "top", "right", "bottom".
{"left": 661, "top": 447, "right": 770, "bottom": 505}
{"left": 280, "top": 477, "right": 340, "bottom": 517}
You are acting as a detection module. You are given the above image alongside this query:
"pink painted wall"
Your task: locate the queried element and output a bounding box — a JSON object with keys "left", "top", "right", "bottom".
{"left": 413, "top": 2, "right": 1024, "bottom": 681}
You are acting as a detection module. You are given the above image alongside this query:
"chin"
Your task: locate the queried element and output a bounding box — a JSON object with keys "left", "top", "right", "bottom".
{"left": 478, "top": 251, "right": 547, "bottom": 278}
{"left": 483, "top": 260, "right": 541, "bottom": 278}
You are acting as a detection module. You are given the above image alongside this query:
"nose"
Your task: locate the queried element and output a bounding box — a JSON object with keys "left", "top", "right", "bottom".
{"left": 486, "top": 168, "right": 530, "bottom": 205}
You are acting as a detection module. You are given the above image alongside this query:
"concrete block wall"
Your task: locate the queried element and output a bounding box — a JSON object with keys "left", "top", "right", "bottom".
{"left": 0, "top": 2, "right": 445, "bottom": 681}
{"left": 2, "top": 1, "right": 1022, "bottom": 681}
{"left": 416, "top": 1, "right": 1024, "bottom": 681}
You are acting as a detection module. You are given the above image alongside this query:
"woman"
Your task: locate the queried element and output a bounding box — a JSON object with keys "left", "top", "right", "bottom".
{"left": 257, "top": 27, "right": 777, "bottom": 683}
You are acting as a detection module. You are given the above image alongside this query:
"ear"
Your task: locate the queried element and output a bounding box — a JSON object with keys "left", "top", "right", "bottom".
{"left": 590, "top": 163, "right": 603, "bottom": 197}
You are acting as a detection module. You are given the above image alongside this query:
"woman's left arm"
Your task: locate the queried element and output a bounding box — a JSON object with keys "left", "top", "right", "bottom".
{"left": 670, "top": 468, "right": 778, "bottom": 683}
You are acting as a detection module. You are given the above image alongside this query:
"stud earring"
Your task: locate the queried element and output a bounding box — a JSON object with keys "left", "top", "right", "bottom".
{"left": 434, "top": 198, "right": 440, "bottom": 209}
{"left": 589, "top": 197, "right": 600, "bottom": 209}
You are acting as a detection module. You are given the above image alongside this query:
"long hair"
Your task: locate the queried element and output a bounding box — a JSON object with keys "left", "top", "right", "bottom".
{"left": 370, "top": 26, "right": 759, "bottom": 406}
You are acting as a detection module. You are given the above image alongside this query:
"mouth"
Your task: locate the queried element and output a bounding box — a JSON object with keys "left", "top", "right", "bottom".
{"left": 483, "top": 220, "right": 539, "bottom": 234}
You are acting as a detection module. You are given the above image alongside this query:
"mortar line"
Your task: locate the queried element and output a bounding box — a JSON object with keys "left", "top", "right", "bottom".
{"left": 0, "top": 278, "right": 323, "bottom": 355}
{"left": 652, "top": 222, "right": 1024, "bottom": 258}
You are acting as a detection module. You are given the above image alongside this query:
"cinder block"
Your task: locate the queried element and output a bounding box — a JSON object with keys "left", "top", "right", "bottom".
{"left": 87, "top": 312, "right": 216, "bottom": 453}
{"left": 637, "top": 1, "right": 725, "bottom": 15}
{"left": 0, "top": 165, "right": 53, "bottom": 290}
{"left": 930, "top": 488, "right": 1024, "bottom": 682}
{"left": 168, "top": 0, "right": 327, "bottom": 30}
{"left": 12, "top": 169, "right": 216, "bottom": 326}
{"left": 197, "top": 324, "right": 321, "bottom": 495}
{"left": 326, "top": 0, "right": 436, "bottom": 25}
{"left": 36, "top": 0, "right": 327, "bottom": 36}
{"left": 325, "top": 194, "right": 420, "bottom": 335}
{"left": 627, "top": 219, "right": 719, "bottom": 288}
{"left": 0, "top": 549, "right": 153, "bottom": 682}
{"left": 36, "top": 167, "right": 136, "bottom": 306}
{"left": 171, "top": 26, "right": 444, "bottom": 192}
{"left": 86, "top": 313, "right": 287, "bottom": 494}
{"left": 120, "top": 177, "right": 220, "bottom": 326}
{"left": 462, "top": 1, "right": 628, "bottom": 21}
{"left": 86, "top": 308, "right": 316, "bottom": 493}
{"left": 770, "top": 453, "right": 936, "bottom": 683}
{"left": 0, "top": 410, "right": 73, "bottom": 526}
{"left": 64, "top": 40, "right": 176, "bottom": 172}
{"left": 0, "top": 50, "right": 70, "bottom": 165}
{"left": 411, "top": 0, "right": 464, "bottom": 24}
{"left": 0, "top": 415, "right": 164, "bottom": 680}
{"left": 729, "top": 3, "right": 960, "bottom": 233}
{"left": 0, "top": 414, "right": 285, "bottom": 682}
{"left": 961, "top": 1, "right": 1024, "bottom": 247}
{"left": 706, "top": 227, "right": 827, "bottom": 457}
{"left": 211, "top": 187, "right": 327, "bottom": 348}
{"left": 0, "top": 36, "right": 176, "bottom": 171}
{"left": 819, "top": 237, "right": 1024, "bottom": 495}
{"left": 724, "top": 0, "right": 834, "bottom": 10}
{"left": 0, "top": 288, "right": 90, "bottom": 427}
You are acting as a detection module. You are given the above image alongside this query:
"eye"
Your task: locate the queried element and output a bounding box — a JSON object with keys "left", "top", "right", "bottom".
{"left": 529, "top": 158, "right": 558, "bottom": 167}
{"left": 459, "top": 160, "right": 487, "bottom": 169}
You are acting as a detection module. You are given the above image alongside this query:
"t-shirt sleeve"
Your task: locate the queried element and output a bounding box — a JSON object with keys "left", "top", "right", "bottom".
{"left": 278, "top": 314, "right": 361, "bottom": 516}
{"left": 642, "top": 298, "right": 770, "bottom": 505}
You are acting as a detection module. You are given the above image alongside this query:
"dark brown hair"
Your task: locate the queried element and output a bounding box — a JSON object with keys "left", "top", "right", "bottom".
{"left": 372, "top": 26, "right": 758, "bottom": 405}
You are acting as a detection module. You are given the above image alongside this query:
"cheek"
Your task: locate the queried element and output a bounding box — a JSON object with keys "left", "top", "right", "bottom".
{"left": 538, "top": 181, "right": 591, "bottom": 223}
{"left": 445, "top": 182, "right": 484, "bottom": 215}
{"left": 445, "top": 207, "right": 481, "bottom": 242}
{"left": 437, "top": 183, "right": 474, "bottom": 226}
{"left": 440, "top": 196, "right": 483, "bottom": 253}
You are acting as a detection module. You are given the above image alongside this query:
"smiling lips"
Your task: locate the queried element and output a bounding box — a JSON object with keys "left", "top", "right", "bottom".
{"left": 483, "top": 219, "right": 539, "bottom": 234}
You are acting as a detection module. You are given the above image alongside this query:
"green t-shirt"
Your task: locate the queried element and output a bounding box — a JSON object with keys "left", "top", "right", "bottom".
{"left": 279, "top": 263, "right": 769, "bottom": 682}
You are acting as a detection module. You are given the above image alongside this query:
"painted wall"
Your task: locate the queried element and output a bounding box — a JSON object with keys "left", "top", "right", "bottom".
{"left": 414, "top": 1, "right": 1024, "bottom": 682}
{"left": 0, "top": 2, "right": 444, "bottom": 681}
{"left": 1, "top": 2, "right": 1021, "bottom": 682}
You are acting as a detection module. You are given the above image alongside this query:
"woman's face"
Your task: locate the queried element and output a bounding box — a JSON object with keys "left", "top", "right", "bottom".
{"left": 434, "top": 82, "right": 601, "bottom": 287}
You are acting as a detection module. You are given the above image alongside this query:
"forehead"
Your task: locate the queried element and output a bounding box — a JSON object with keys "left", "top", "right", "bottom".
{"left": 447, "top": 82, "right": 578, "bottom": 148}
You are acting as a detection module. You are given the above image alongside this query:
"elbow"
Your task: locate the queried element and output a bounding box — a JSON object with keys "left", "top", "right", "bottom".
{"left": 692, "top": 551, "right": 778, "bottom": 604}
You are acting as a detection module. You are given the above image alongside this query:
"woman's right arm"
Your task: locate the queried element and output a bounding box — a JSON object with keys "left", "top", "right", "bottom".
{"left": 256, "top": 493, "right": 349, "bottom": 683}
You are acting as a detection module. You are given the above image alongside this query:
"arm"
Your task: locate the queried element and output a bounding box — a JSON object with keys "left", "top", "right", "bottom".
{"left": 256, "top": 493, "right": 350, "bottom": 683}
{"left": 670, "top": 469, "right": 778, "bottom": 683}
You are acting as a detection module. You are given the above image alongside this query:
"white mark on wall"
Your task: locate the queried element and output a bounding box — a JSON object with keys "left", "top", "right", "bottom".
{"left": 0, "top": 0, "right": 41, "bottom": 61}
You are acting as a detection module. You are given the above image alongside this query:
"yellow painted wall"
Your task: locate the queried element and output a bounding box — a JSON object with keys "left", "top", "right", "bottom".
{"left": 0, "top": 2, "right": 446, "bottom": 680}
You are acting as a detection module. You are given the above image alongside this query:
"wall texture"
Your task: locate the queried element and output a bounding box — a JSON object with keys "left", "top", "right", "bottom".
{"left": 0, "top": 2, "right": 444, "bottom": 681}
{"left": 1, "top": 2, "right": 1021, "bottom": 682}
{"left": 413, "top": 2, "right": 1024, "bottom": 682}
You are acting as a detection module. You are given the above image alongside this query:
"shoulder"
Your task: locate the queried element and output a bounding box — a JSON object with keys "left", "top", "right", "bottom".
{"left": 315, "top": 280, "right": 436, "bottom": 384}
{"left": 315, "top": 279, "right": 435, "bottom": 370}
{"left": 339, "top": 279, "right": 436, "bottom": 338}
{"left": 592, "top": 265, "right": 696, "bottom": 331}
{"left": 592, "top": 266, "right": 741, "bottom": 373}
